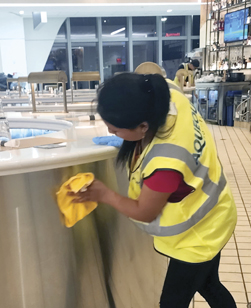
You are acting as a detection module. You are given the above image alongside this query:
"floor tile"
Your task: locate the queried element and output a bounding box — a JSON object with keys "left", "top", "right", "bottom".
{"left": 240, "top": 257, "right": 251, "bottom": 265}
{"left": 220, "top": 272, "right": 243, "bottom": 282}
{"left": 223, "top": 281, "right": 245, "bottom": 292}
{"left": 241, "top": 265, "right": 251, "bottom": 273}
{"left": 195, "top": 125, "right": 251, "bottom": 308}
{"left": 231, "top": 292, "right": 248, "bottom": 304}
{"left": 219, "top": 264, "right": 241, "bottom": 273}
{"left": 243, "top": 273, "right": 251, "bottom": 283}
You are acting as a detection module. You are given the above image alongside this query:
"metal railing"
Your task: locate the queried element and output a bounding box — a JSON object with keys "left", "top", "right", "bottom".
{"left": 234, "top": 94, "right": 251, "bottom": 123}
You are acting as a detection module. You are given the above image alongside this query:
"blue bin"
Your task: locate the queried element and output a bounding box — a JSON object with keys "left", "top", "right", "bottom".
{"left": 226, "top": 105, "right": 234, "bottom": 126}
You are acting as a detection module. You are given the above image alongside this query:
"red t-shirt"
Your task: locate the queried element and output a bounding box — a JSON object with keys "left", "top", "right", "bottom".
{"left": 144, "top": 170, "right": 193, "bottom": 203}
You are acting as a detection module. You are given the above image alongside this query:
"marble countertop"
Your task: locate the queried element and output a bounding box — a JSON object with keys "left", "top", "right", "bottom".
{"left": 0, "top": 112, "right": 117, "bottom": 176}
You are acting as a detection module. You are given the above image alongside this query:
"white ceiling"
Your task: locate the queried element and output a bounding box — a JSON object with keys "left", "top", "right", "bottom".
{"left": 0, "top": 3, "right": 202, "bottom": 18}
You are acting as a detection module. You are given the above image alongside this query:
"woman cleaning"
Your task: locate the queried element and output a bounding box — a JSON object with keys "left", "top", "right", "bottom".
{"left": 174, "top": 58, "right": 200, "bottom": 88}
{"left": 69, "top": 72, "right": 237, "bottom": 308}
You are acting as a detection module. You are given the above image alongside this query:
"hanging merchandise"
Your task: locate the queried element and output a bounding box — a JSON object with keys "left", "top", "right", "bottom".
{"left": 218, "top": 0, "right": 222, "bottom": 10}
{"left": 212, "top": 0, "right": 217, "bottom": 11}
{"left": 213, "top": 20, "right": 216, "bottom": 31}
{"left": 212, "top": 42, "right": 219, "bottom": 51}
{"left": 247, "top": 14, "right": 251, "bottom": 25}
{"left": 219, "top": 18, "right": 224, "bottom": 31}
{"left": 0, "top": 99, "right": 11, "bottom": 146}
{"left": 247, "top": 57, "right": 251, "bottom": 68}
{"left": 213, "top": 19, "right": 219, "bottom": 31}
{"left": 243, "top": 56, "right": 247, "bottom": 69}
{"left": 247, "top": 36, "right": 251, "bottom": 45}
{"left": 222, "top": 0, "right": 227, "bottom": 8}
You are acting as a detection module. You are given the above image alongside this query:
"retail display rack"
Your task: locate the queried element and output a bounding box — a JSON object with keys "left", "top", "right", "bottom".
{"left": 205, "top": 0, "right": 251, "bottom": 73}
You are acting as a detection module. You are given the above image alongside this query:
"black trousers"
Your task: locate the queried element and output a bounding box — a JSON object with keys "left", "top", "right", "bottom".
{"left": 159, "top": 252, "right": 237, "bottom": 308}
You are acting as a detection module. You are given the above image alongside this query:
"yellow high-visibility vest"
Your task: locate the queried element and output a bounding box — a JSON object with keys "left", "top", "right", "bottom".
{"left": 128, "top": 88, "right": 237, "bottom": 263}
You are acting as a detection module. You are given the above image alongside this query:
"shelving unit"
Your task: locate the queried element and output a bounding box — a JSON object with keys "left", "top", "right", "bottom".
{"left": 205, "top": 0, "right": 251, "bottom": 73}
{"left": 197, "top": 0, "right": 251, "bottom": 127}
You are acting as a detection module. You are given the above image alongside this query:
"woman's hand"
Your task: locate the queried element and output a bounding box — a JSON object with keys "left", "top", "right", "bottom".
{"left": 68, "top": 179, "right": 111, "bottom": 203}
{"left": 68, "top": 180, "right": 171, "bottom": 223}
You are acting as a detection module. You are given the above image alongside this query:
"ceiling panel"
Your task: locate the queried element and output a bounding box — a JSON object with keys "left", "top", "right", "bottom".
{"left": 0, "top": 3, "right": 202, "bottom": 18}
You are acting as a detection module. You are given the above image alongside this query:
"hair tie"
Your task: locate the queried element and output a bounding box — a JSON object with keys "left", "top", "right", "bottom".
{"left": 143, "top": 75, "right": 153, "bottom": 93}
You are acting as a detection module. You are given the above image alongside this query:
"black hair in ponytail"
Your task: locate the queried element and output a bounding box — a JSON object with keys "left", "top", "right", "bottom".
{"left": 97, "top": 72, "right": 170, "bottom": 166}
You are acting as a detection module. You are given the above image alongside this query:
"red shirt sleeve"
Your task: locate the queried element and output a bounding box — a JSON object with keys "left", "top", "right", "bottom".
{"left": 144, "top": 170, "right": 183, "bottom": 193}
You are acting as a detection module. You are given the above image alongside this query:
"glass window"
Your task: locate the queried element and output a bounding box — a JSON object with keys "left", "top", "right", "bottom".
{"left": 102, "top": 17, "right": 127, "bottom": 38}
{"left": 72, "top": 43, "right": 99, "bottom": 72}
{"left": 133, "top": 41, "right": 157, "bottom": 70}
{"left": 192, "top": 15, "right": 200, "bottom": 36}
{"left": 56, "top": 21, "right": 67, "bottom": 39}
{"left": 71, "top": 42, "right": 99, "bottom": 89}
{"left": 43, "top": 43, "right": 69, "bottom": 88}
{"left": 132, "top": 17, "right": 156, "bottom": 38}
{"left": 192, "top": 39, "right": 200, "bottom": 50}
{"left": 162, "top": 40, "right": 186, "bottom": 80}
{"left": 103, "top": 41, "right": 128, "bottom": 80}
{"left": 70, "top": 18, "right": 96, "bottom": 39}
{"left": 162, "top": 16, "right": 186, "bottom": 37}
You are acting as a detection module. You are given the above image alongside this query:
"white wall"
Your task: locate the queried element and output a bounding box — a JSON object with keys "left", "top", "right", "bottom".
{"left": 0, "top": 14, "right": 65, "bottom": 76}
{"left": 0, "top": 45, "right": 3, "bottom": 72}
{"left": 0, "top": 14, "right": 27, "bottom": 76}
{"left": 23, "top": 17, "right": 65, "bottom": 74}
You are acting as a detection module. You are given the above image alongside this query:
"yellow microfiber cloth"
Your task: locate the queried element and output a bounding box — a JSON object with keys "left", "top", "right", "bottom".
{"left": 56, "top": 172, "right": 97, "bottom": 228}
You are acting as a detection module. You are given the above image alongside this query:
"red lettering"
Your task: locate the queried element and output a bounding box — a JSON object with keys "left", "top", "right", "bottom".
{"left": 165, "top": 33, "right": 181, "bottom": 37}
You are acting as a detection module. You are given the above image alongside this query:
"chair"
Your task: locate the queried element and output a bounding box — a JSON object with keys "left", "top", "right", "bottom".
{"left": 134, "top": 62, "right": 167, "bottom": 77}
{"left": 71, "top": 71, "right": 100, "bottom": 103}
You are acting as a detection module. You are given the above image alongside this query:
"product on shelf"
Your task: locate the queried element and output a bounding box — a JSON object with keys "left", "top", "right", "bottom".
{"left": 246, "top": 36, "right": 251, "bottom": 45}
{"left": 213, "top": 20, "right": 217, "bottom": 31}
{"left": 212, "top": 0, "right": 221, "bottom": 11}
{"left": 247, "top": 57, "right": 251, "bottom": 68}
{"left": 243, "top": 56, "right": 247, "bottom": 69}
{"left": 247, "top": 15, "right": 251, "bottom": 25}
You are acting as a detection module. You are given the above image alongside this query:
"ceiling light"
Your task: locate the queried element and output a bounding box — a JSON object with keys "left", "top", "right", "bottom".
{"left": 111, "top": 27, "right": 125, "bottom": 36}
{"left": 166, "top": 9, "right": 173, "bottom": 12}
{"left": 19, "top": 10, "right": 24, "bottom": 15}
{"left": 161, "top": 18, "right": 167, "bottom": 22}
{"left": 104, "top": 20, "right": 107, "bottom": 23}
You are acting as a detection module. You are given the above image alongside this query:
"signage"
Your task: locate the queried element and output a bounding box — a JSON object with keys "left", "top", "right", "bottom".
{"left": 165, "top": 33, "right": 181, "bottom": 37}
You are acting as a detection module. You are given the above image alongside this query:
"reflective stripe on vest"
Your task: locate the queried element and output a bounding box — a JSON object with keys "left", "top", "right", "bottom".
{"left": 134, "top": 143, "right": 226, "bottom": 237}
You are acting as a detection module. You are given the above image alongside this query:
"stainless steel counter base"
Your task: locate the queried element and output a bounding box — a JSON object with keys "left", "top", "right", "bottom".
{"left": 0, "top": 159, "right": 167, "bottom": 308}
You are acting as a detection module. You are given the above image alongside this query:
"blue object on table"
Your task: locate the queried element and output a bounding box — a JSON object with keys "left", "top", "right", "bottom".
{"left": 92, "top": 136, "right": 123, "bottom": 148}
{"left": 10, "top": 129, "right": 55, "bottom": 139}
